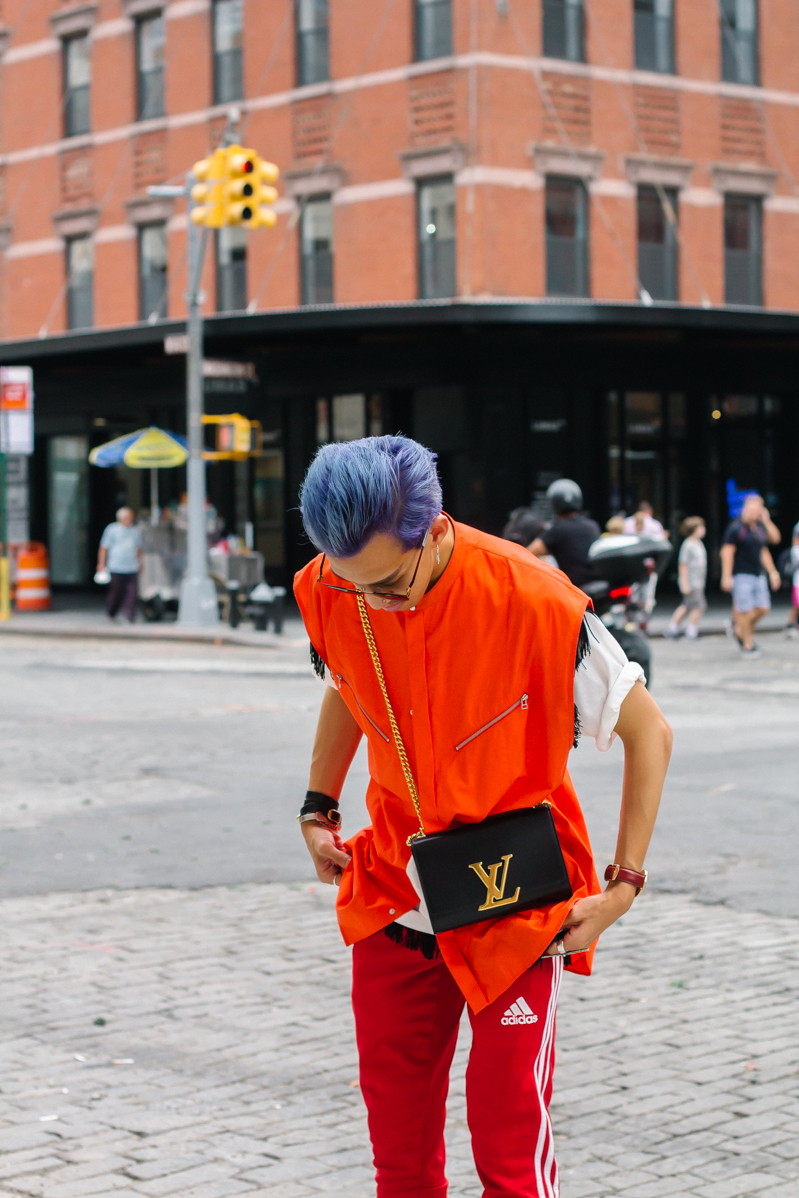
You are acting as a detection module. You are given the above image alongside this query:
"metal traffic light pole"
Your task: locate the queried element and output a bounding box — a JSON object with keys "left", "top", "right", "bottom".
{"left": 148, "top": 176, "right": 219, "bottom": 627}
{"left": 148, "top": 118, "right": 278, "bottom": 627}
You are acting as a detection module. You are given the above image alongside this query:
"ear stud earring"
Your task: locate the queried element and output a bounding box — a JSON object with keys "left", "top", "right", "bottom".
{"left": 436, "top": 545, "right": 440, "bottom": 565}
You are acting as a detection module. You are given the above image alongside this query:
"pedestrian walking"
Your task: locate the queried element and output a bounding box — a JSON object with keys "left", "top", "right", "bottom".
{"left": 666, "top": 517, "right": 707, "bottom": 640}
{"left": 784, "top": 520, "right": 799, "bottom": 638}
{"left": 294, "top": 435, "right": 672, "bottom": 1198}
{"left": 720, "top": 493, "right": 781, "bottom": 656}
{"left": 528, "top": 478, "right": 601, "bottom": 587}
{"left": 623, "top": 502, "right": 668, "bottom": 620}
{"left": 96, "top": 507, "right": 142, "bottom": 622}
{"left": 622, "top": 500, "right": 668, "bottom": 539}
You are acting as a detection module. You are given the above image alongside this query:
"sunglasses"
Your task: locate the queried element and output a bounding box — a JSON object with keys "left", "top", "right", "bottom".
{"left": 316, "top": 532, "right": 430, "bottom": 602}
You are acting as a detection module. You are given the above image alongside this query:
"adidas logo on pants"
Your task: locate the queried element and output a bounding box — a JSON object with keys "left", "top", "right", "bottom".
{"left": 501, "top": 995, "right": 539, "bottom": 1025}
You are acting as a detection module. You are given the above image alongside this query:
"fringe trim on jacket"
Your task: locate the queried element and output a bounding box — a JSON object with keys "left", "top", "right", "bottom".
{"left": 382, "top": 922, "right": 440, "bottom": 959}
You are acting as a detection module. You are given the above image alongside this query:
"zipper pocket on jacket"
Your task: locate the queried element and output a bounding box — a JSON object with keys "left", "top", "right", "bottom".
{"left": 455, "top": 694, "right": 529, "bottom": 752}
{"left": 336, "top": 674, "right": 390, "bottom": 743}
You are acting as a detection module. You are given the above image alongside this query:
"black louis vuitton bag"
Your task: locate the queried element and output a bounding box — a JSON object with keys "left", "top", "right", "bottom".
{"left": 356, "top": 593, "right": 573, "bottom": 936}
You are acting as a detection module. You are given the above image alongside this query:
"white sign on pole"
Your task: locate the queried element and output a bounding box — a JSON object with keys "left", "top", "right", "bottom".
{"left": 0, "top": 366, "right": 34, "bottom": 454}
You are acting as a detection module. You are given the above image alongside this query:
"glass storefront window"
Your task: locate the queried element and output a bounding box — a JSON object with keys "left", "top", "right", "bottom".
{"left": 48, "top": 436, "right": 89, "bottom": 584}
{"left": 253, "top": 450, "right": 285, "bottom": 569}
{"left": 332, "top": 394, "right": 366, "bottom": 441}
{"left": 606, "top": 391, "right": 686, "bottom": 526}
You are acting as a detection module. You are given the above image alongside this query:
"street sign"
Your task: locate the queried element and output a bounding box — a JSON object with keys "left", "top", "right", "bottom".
{"left": 0, "top": 365, "right": 34, "bottom": 454}
{"left": 164, "top": 334, "right": 190, "bottom": 355}
{"left": 202, "top": 359, "right": 257, "bottom": 380}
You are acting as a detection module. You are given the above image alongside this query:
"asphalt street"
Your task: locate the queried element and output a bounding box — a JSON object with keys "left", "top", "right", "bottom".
{"left": 0, "top": 628, "right": 797, "bottom": 916}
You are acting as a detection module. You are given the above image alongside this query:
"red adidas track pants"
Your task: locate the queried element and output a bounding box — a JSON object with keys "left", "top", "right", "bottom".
{"left": 352, "top": 930, "right": 563, "bottom": 1198}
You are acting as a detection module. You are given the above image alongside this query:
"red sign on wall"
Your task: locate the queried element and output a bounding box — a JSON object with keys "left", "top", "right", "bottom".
{"left": 0, "top": 367, "right": 34, "bottom": 453}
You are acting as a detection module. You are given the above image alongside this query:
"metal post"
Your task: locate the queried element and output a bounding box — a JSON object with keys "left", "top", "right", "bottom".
{"left": 178, "top": 183, "right": 219, "bottom": 626}
{"left": 0, "top": 447, "right": 9, "bottom": 620}
{"left": 150, "top": 467, "right": 159, "bottom": 526}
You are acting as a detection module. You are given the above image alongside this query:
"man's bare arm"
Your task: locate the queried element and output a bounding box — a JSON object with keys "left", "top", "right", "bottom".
{"left": 763, "top": 512, "right": 781, "bottom": 544}
{"left": 528, "top": 538, "right": 548, "bottom": 557}
{"left": 302, "top": 687, "right": 363, "bottom": 884}
{"left": 554, "top": 680, "right": 672, "bottom": 954}
{"left": 761, "top": 546, "right": 781, "bottom": 591}
{"left": 720, "top": 543, "right": 735, "bottom": 591}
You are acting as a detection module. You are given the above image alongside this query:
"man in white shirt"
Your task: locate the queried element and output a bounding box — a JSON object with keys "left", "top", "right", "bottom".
{"left": 622, "top": 501, "right": 667, "bottom": 539}
{"left": 97, "top": 507, "right": 142, "bottom": 622}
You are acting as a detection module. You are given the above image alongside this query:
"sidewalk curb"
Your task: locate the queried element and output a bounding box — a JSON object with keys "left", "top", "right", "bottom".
{"left": 0, "top": 619, "right": 307, "bottom": 649}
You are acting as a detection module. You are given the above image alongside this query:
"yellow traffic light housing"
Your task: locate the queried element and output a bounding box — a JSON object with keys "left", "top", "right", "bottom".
{"left": 201, "top": 414, "right": 263, "bottom": 461}
{"left": 189, "top": 149, "right": 227, "bottom": 227}
{"left": 221, "top": 146, "right": 281, "bottom": 228}
{"left": 189, "top": 145, "right": 280, "bottom": 229}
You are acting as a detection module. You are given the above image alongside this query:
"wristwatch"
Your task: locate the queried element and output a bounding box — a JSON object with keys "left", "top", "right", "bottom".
{"left": 604, "top": 864, "right": 647, "bottom": 895}
{"left": 298, "top": 810, "right": 342, "bottom": 831}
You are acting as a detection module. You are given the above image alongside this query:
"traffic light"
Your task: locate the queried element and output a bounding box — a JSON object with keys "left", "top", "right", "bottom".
{"left": 221, "top": 145, "right": 280, "bottom": 228}
{"left": 189, "top": 145, "right": 280, "bottom": 229}
{"left": 201, "top": 414, "right": 263, "bottom": 461}
{"left": 189, "top": 148, "right": 227, "bottom": 227}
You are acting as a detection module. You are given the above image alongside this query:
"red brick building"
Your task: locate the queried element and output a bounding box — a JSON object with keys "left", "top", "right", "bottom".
{"left": 1, "top": 0, "right": 798, "bottom": 585}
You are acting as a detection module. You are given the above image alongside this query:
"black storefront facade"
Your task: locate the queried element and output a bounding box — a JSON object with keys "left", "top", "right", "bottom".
{"left": 3, "top": 299, "right": 799, "bottom": 594}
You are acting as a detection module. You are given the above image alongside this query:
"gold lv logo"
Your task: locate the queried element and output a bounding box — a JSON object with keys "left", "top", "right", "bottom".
{"left": 468, "top": 855, "right": 521, "bottom": 912}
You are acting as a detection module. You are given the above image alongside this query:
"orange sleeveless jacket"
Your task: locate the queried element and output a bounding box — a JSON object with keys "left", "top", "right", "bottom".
{"left": 294, "top": 521, "right": 601, "bottom": 1013}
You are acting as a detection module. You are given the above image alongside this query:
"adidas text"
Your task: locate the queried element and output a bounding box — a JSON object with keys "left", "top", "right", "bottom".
{"left": 501, "top": 996, "right": 538, "bottom": 1025}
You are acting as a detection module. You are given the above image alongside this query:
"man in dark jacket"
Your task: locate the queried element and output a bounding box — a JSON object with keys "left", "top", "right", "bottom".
{"left": 530, "top": 479, "right": 600, "bottom": 588}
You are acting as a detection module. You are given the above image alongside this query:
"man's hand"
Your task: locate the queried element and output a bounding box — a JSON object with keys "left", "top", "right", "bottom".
{"left": 720, "top": 575, "right": 733, "bottom": 593}
{"left": 301, "top": 821, "right": 352, "bottom": 885}
{"left": 769, "top": 569, "right": 781, "bottom": 592}
{"left": 547, "top": 883, "right": 635, "bottom": 955}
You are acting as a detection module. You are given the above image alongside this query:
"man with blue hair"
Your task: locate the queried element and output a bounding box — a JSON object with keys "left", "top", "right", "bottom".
{"left": 294, "top": 434, "right": 671, "bottom": 1198}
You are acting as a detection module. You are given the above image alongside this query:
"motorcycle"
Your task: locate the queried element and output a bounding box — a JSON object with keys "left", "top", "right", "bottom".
{"left": 583, "top": 534, "right": 672, "bottom": 687}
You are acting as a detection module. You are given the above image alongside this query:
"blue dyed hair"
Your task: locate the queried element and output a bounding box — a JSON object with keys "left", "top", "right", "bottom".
{"left": 299, "top": 435, "right": 443, "bottom": 558}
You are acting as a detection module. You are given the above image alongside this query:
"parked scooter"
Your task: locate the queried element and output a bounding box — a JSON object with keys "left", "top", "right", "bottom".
{"left": 583, "top": 534, "right": 672, "bottom": 686}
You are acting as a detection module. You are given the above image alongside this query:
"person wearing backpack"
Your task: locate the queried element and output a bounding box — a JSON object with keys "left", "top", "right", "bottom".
{"left": 720, "top": 494, "right": 781, "bottom": 656}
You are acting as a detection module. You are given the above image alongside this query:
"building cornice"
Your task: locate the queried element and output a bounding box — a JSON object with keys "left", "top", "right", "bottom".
{"left": 530, "top": 144, "right": 605, "bottom": 181}
{"left": 624, "top": 154, "right": 694, "bottom": 189}
{"left": 125, "top": 195, "right": 174, "bottom": 225}
{"left": 122, "top": 0, "right": 165, "bottom": 16}
{"left": 399, "top": 143, "right": 466, "bottom": 180}
{"left": 49, "top": 4, "right": 99, "bottom": 38}
{"left": 282, "top": 165, "right": 345, "bottom": 198}
{"left": 51, "top": 205, "right": 100, "bottom": 238}
{"left": 711, "top": 163, "right": 779, "bottom": 197}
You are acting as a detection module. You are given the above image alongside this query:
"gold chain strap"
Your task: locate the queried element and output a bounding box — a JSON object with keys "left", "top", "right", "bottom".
{"left": 356, "top": 591, "right": 426, "bottom": 845}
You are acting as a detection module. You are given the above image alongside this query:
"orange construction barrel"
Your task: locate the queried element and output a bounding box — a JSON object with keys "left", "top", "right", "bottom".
{"left": 16, "top": 543, "right": 51, "bottom": 611}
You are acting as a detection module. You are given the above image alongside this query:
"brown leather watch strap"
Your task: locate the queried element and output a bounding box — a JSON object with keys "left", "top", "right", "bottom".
{"left": 604, "top": 864, "right": 647, "bottom": 895}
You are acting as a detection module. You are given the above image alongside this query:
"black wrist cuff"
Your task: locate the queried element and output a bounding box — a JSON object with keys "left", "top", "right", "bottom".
{"left": 301, "top": 790, "right": 339, "bottom": 817}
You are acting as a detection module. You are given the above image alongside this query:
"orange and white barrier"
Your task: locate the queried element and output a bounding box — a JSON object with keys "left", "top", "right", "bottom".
{"left": 15, "top": 543, "right": 51, "bottom": 611}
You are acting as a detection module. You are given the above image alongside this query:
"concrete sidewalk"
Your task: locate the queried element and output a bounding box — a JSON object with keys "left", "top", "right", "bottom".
{"left": 0, "top": 883, "right": 797, "bottom": 1198}
{"left": 0, "top": 595, "right": 307, "bottom": 650}
{"left": 0, "top": 592, "right": 792, "bottom": 646}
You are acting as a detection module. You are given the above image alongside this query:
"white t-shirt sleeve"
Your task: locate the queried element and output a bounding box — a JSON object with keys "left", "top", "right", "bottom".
{"left": 574, "top": 612, "right": 646, "bottom": 751}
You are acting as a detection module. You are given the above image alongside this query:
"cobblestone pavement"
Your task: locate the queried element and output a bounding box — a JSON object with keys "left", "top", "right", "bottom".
{"left": 1, "top": 882, "right": 798, "bottom": 1198}
{"left": 2, "top": 628, "right": 799, "bottom": 1197}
